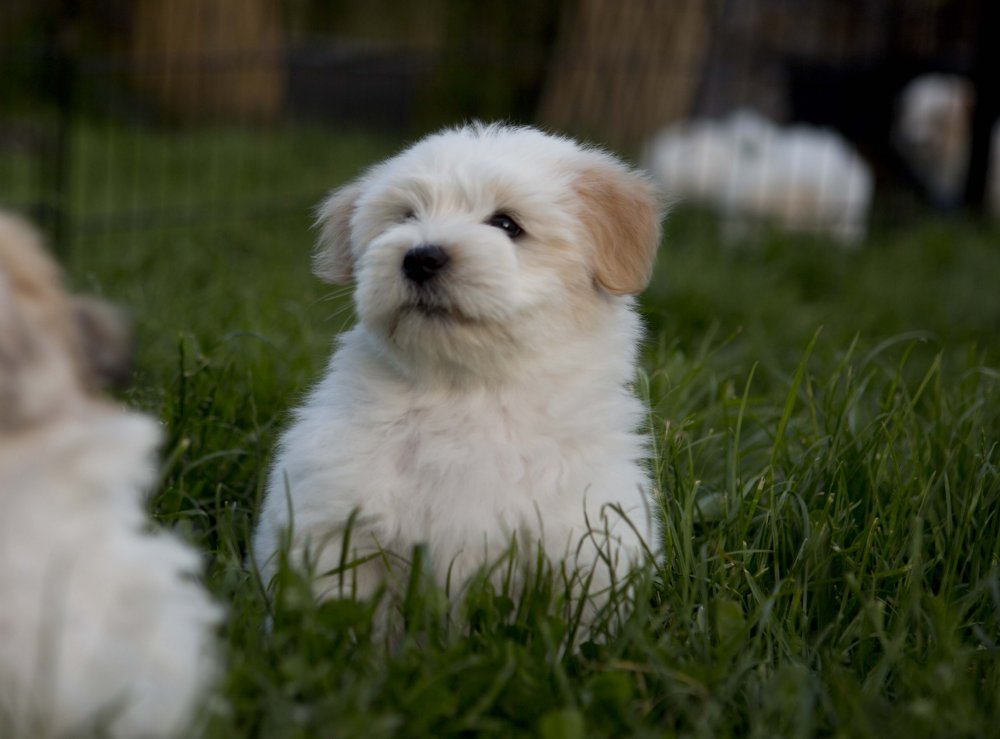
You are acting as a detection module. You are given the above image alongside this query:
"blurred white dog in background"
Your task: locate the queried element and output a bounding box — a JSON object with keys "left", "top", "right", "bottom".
{"left": 645, "top": 110, "right": 874, "bottom": 244}
{"left": 893, "top": 73, "right": 975, "bottom": 208}
{"left": 0, "top": 212, "right": 219, "bottom": 738}
{"left": 893, "top": 73, "right": 1000, "bottom": 215}
{"left": 253, "top": 124, "right": 662, "bottom": 619}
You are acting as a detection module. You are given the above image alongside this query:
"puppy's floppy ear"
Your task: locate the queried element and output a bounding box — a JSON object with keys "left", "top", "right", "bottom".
{"left": 72, "top": 296, "right": 133, "bottom": 391}
{"left": 313, "top": 181, "right": 364, "bottom": 284}
{"left": 573, "top": 158, "right": 663, "bottom": 295}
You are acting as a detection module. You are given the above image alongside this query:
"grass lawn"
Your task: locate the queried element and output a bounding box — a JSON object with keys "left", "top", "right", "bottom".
{"left": 4, "top": 123, "right": 1000, "bottom": 737}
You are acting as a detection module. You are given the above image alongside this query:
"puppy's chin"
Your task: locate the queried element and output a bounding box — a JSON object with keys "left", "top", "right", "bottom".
{"left": 366, "top": 300, "right": 520, "bottom": 386}
{"left": 397, "top": 296, "right": 476, "bottom": 324}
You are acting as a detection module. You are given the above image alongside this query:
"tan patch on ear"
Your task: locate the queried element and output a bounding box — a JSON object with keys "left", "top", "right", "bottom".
{"left": 313, "top": 181, "right": 364, "bottom": 284}
{"left": 0, "top": 214, "right": 76, "bottom": 359}
{"left": 0, "top": 212, "right": 96, "bottom": 429}
{"left": 573, "top": 161, "right": 662, "bottom": 295}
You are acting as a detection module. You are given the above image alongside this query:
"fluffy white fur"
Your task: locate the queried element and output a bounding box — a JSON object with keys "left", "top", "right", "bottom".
{"left": 0, "top": 213, "right": 219, "bottom": 738}
{"left": 645, "top": 110, "right": 873, "bottom": 244}
{"left": 253, "top": 124, "right": 663, "bottom": 614}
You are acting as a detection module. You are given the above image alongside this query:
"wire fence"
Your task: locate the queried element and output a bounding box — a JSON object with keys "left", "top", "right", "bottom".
{"left": 1, "top": 0, "right": 998, "bottom": 254}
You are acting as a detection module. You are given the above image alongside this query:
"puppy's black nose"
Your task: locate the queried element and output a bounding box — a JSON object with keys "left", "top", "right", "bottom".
{"left": 402, "top": 244, "right": 449, "bottom": 285}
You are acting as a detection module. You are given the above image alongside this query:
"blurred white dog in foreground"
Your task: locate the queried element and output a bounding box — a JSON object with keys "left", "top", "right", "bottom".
{"left": 645, "top": 110, "right": 874, "bottom": 244}
{"left": 254, "top": 124, "right": 662, "bottom": 618}
{"left": 0, "top": 213, "right": 219, "bottom": 738}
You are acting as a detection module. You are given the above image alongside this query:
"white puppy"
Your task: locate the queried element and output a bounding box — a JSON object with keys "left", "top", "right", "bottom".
{"left": 0, "top": 213, "right": 219, "bottom": 738}
{"left": 893, "top": 73, "right": 1000, "bottom": 215}
{"left": 645, "top": 111, "right": 873, "bottom": 244}
{"left": 254, "top": 124, "right": 662, "bottom": 617}
{"left": 894, "top": 74, "right": 974, "bottom": 208}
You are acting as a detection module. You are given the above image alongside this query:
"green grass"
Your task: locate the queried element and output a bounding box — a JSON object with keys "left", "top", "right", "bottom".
{"left": 5, "top": 124, "right": 1000, "bottom": 737}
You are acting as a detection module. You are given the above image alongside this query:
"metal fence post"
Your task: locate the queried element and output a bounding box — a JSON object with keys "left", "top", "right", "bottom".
{"left": 964, "top": 0, "right": 1000, "bottom": 213}
{"left": 40, "top": 0, "right": 77, "bottom": 257}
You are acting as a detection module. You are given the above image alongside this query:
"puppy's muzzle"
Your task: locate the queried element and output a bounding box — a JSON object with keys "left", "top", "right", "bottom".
{"left": 402, "top": 244, "right": 449, "bottom": 285}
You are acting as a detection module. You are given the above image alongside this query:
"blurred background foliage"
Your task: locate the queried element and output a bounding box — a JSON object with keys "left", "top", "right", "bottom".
{"left": 2, "top": 0, "right": 997, "bottom": 254}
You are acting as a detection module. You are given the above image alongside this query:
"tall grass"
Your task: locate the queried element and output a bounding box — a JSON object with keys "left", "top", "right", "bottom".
{"left": 4, "top": 124, "right": 999, "bottom": 736}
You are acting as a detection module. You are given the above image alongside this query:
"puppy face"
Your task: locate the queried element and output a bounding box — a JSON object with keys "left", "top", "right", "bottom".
{"left": 0, "top": 213, "right": 132, "bottom": 431}
{"left": 314, "top": 125, "right": 662, "bottom": 384}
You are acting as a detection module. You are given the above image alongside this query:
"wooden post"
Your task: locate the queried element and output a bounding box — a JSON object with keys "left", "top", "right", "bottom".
{"left": 130, "top": 0, "right": 286, "bottom": 123}
{"left": 538, "top": 0, "right": 710, "bottom": 152}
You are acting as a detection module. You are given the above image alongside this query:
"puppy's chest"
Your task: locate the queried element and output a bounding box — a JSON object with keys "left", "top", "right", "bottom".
{"left": 367, "top": 398, "right": 575, "bottom": 498}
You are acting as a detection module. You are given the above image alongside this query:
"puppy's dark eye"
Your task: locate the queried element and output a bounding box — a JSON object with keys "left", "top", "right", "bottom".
{"left": 401, "top": 209, "right": 416, "bottom": 222}
{"left": 487, "top": 213, "right": 523, "bottom": 239}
